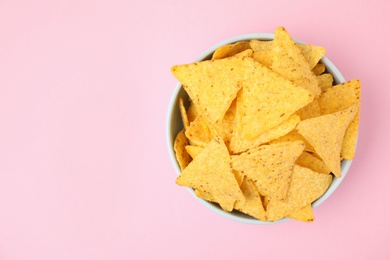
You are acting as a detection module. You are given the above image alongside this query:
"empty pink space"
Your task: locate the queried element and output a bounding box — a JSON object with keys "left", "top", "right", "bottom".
{"left": 0, "top": 0, "right": 389, "bottom": 259}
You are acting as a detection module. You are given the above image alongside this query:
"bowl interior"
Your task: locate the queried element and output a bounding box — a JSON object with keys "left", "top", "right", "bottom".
{"left": 166, "top": 33, "right": 350, "bottom": 224}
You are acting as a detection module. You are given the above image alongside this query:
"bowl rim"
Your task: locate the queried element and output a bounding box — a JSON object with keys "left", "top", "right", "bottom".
{"left": 166, "top": 32, "right": 351, "bottom": 224}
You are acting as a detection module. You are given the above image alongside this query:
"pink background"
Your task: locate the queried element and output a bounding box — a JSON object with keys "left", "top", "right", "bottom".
{"left": 0, "top": 0, "right": 389, "bottom": 259}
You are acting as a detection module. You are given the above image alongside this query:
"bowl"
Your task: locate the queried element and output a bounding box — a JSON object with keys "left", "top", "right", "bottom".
{"left": 166, "top": 33, "right": 351, "bottom": 224}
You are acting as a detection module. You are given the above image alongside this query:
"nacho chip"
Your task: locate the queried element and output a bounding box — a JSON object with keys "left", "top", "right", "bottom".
{"left": 176, "top": 137, "right": 245, "bottom": 211}
{"left": 229, "top": 114, "right": 301, "bottom": 154}
{"left": 287, "top": 204, "right": 315, "bottom": 222}
{"left": 185, "top": 115, "right": 214, "bottom": 147}
{"left": 214, "top": 98, "right": 237, "bottom": 145}
{"left": 174, "top": 130, "right": 192, "bottom": 170}
{"left": 271, "top": 27, "right": 321, "bottom": 96}
{"left": 171, "top": 57, "right": 245, "bottom": 125}
{"left": 249, "top": 40, "right": 273, "bottom": 52}
{"left": 187, "top": 101, "right": 199, "bottom": 123}
{"left": 233, "top": 57, "right": 313, "bottom": 140}
{"left": 234, "top": 49, "right": 253, "bottom": 58}
{"left": 318, "top": 79, "right": 361, "bottom": 159}
{"left": 296, "top": 98, "right": 321, "bottom": 120}
{"left": 212, "top": 41, "right": 251, "bottom": 60}
{"left": 298, "top": 44, "right": 326, "bottom": 70}
{"left": 312, "top": 63, "right": 326, "bottom": 76}
{"left": 266, "top": 165, "right": 332, "bottom": 222}
{"left": 234, "top": 176, "right": 266, "bottom": 221}
{"left": 270, "top": 129, "right": 316, "bottom": 154}
{"left": 231, "top": 141, "right": 305, "bottom": 200}
{"left": 179, "top": 97, "right": 190, "bottom": 130}
{"left": 252, "top": 50, "right": 272, "bottom": 68}
{"left": 185, "top": 145, "right": 204, "bottom": 159}
{"left": 296, "top": 104, "right": 359, "bottom": 177}
{"left": 317, "top": 73, "right": 334, "bottom": 91}
{"left": 296, "top": 151, "right": 331, "bottom": 174}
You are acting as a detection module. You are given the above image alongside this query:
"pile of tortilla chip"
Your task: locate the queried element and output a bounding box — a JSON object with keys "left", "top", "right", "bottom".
{"left": 171, "top": 26, "right": 361, "bottom": 222}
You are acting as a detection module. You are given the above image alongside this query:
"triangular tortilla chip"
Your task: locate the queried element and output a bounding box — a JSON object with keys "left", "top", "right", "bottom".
{"left": 185, "top": 115, "right": 214, "bottom": 147}
{"left": 312, "top": 63, "right": 326, "bottom": 76}
{"left": 287, "top": 204, "right": 315, "bottom": 222}
{"left": 179, "top": 97, "right": 190, "bottom": 130}
{"left": 298, "top": 44, "right": 326, "bottom": 70}
{"left": 269, "top": 129, "right": 316, "bottom": 154}
{"left": 296, "top": 104, "right": 359, "bottom": 177}
{"left": 317, "top": 73, "right": 334, "bottom": 91}
{"left": 296, "top": 151, "right": 331, "bottom": 174}
{"left": 176, "top": 137, "right": 244, "bottom": 211}
{"left": 296, "top": 98, "right": 321, "bottom": 120}
{"left": 234, "top": 176, "right": 266, "bottom": 221}
{"left": 318, "top": 79, "right": 361, "bottom": 159}
{"left": 229, "top": 114, "right": 301, "bottom": 154}
{"left": 266, "top": 165, "right": 333, "bottom": 222}
{"left": 231, "top": 141, "right": 305, "bottom": 200}
{"left": 233, "top": 57, "right": 313, "bottom": 140}
{"left": 212, "top": 41, "right": 251, "bottom": 60}
{"left": 185, "top": 145, "right": 204, "bottom": 159}
{"left": 174, "top": 130, "right": 192, "bottom": 170}
{"left": 271, "top": 27, "right": 321, "bottom": 96}
{"left": 171, "top": 57, "right": 245, "bottom": 125}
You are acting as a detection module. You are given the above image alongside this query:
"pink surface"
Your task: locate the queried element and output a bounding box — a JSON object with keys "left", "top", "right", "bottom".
{"left": 0, "top": 0, "right": 389, "bottom": 259}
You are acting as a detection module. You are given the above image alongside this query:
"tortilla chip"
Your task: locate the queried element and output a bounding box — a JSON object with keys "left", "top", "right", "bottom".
{"left": 271, "top": 27, "right": 321, "bottom": 96}
{"left": 287, "top": 204, "right": 315, "bottom": 222}
{"left": 171, "top": 57, "right": 246, "bottom": 125}
{"left": 234, "top": 176, "right": 267, "bottom": 221}
{"left": 231, "top": 141, "right": 305, "bottom": 200}
{"left": 249, "top": 40, "right": 273, "bottom": 52}
{"left": 298, "top": 44, "right": 326, "bottom": 70}
{"left": 318, "top": 79, "right": 361, "bottom": 159}
{"left": 296, "top": 151, "right": 331, "bottom": 174}
{"left": 229, "top": 114, "right": 301, "bottom": 154}
{"left": 296, "top": 98, "right": 321, "bottom": 120}
{"left": 270, "top": 129, "right": 316, "bottom": 154}
{"left": 266, "top": 165, "right": 333, "bottom": 222}
{"left": 252, "top": 50, "right": 272, "bottom": 68}
{"left": 185, "top": 145, "right": 204, "bottom": 159}
{"left": 296, "top": 104, "right": 359, "bottom": 177}
{"left": 187, "top": 101, "right": 199, "bottom": 123}
{"left": 233, "top": 57, "right": 313, "bottom": 140}
{"left": 234, "top": 49, "right": 253, "bottom": 58}
{"left": 179, "top": 97, "right": 190, "bottom": 130}
{"left": 318, "top": 73, "right": 334, "bottom": 91}
{"left": 212, "top": 41, "right": 251, "bottom": 60}
{"left": 176, "top": 137, "right": 245, "bottom": 211}
{"left": 174, "top": 130, "right": 192, "bottom": 170}
{"left": 312, "top": 63, "right": 326, "bottom": 76}
{"left": 185, "top": 115, "right": 214, "bottom": 147}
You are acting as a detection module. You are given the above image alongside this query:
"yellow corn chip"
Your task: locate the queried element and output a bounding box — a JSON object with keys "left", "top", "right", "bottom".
{"left": 287, "top": 204, "right": 315, "bottom": 222}
{"left": 318, "top": 79, "right": 361, "bottom": 159}
{"left": 231, "top": 141, "right": 305, "bottom": 200}
{"left": 229, "top": 114, "right": 301, "bottom": 154}
{"left": 185, "top": 115, "right": 214, "bottom": 147}
{"left": 174, "top": 130, "right": 192, "bottom": 171}
{"left": 185, "top": 145, "right": 204, "bottom": 159}
{"left": 212, "top": 41, "right": 251, "bottom": 60}
{"left": 214, "top": 98, "right": 237, "bottom": 145}
{"left": 296, "top": 151, "right": 331, "bottom": 174}
{"left": 296, "top": 98, "right": 321, "bottom": 120}
{"left": 234, "top": 176, "right": 266, "bottom": 221}
{"left": 296, "top": 104, "right": 359, "bottom": 177}
{"left": 233, "top": 57, "right": 313, "bottom": 140}
{"left": 266, "top": 165, "right": 332, "bottom": 222}
{"left": 271, "top": 27, "right": 321, "bottom": 96}
{"left": 176, "top": 137, "right": 245, "bottom": 211}
{"left": 312, "top": 63, "right": 326, "bottom": 76}
{"left": 187, "top": 101, "right": 198, "bottom": 123}
{"left": 234, "top": 49, "right": 253, "bottom": 58}
{"left": 318, "top": 73, "right": 334, "bottom": 91}
{"left": 270, "top": 129, "right": 316, "bottom": 154}
{"left": 249, "top": 40, "right": 273, "bottom": 52}
{"left": 298, "top": 44, "right": 326, "bottom": 70}
{"left": 179, "top": 97, "right": 190, "bottom": 130}
{"left": 252, "top": 50, "right": 272, "bottom": 68}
